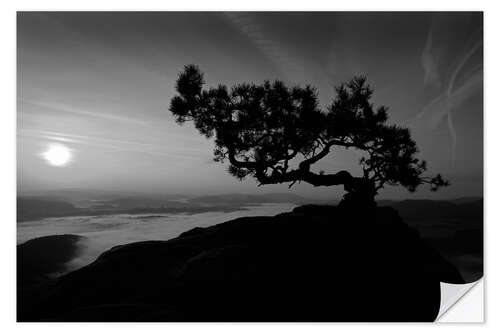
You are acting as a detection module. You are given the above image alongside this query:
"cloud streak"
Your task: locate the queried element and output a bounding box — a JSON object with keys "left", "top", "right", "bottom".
{"left": 421, "top": 23, "right": 442, "bottom": 88}
{"left": 18, "top": 129, "right": 208, "bottom": 161}
{"left": 19, "top": 99, "right": 150, "bottom": 126}
{"left": 413, "top": 25, "right": 482, "bottom": 166}
{"left": 223, "top": 12, "right": 309, "bottom": 82}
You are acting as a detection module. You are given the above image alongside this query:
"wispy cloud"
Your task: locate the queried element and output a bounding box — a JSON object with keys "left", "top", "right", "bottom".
{"left": 18, "top": 129, "right": 207, "bottom": 160}
{"left": 19, "top": 99, "right": 150, "bottom": 126}
{"left": 421, "top": 23, "right": 442, "bottom": 88}
{"left": 413, "top": 24, "right": 482, "bottom": 166}
{"left": 223, "top": 12, "right": 308, "bottom": 82}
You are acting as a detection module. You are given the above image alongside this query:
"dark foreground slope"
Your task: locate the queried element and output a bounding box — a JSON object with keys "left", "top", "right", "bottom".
{"left": 17, "top": 234, "right": 86, "bottom": 286}
{"left": 387, "top": 199, "right": 483, "bottom": 282}
{"left": 18, "top": 205, "right": 463, "bottom": 322}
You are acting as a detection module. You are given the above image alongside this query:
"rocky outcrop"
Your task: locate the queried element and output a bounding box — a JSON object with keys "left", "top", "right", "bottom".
{"left": 18, "top": 205, "right": 464, "bottom": 322}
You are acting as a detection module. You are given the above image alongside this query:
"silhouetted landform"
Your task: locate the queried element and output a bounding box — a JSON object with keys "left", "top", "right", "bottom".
{"left": 94, "top": 196, "right": 188, "bottom": 209}
{"left": 16, "top": 196, "right": 256, "bottom": 222}
{"left": 385, "top": 199, "right": 482, "bottom": 222}
{"left": 448, "top": 197, "right": 483, "bottom": 205}
{"left": 17, "top": 234, "right": 86, "bottom": 287}
{"left": 91, "top": 193, "right": 305, "bottom": 210}
{"left": 382, "top": 199, "right": 483, "bottom": 282}
{"left": 18, "top": 205, "right": 463, "bottom": 322}
{"left": 19, "top": 190, "right": 304, "bottom": 209}
{"left": 17, "top": 193, "right": 306, "bottom": 222}
{"left": 19, "top": 189, "right": 165, "bottom": 204}
{"left": 187, "top": 193, "right": 306, "bottom": 205}
{"left": 17, "top": 198, "right": 80, "bottom": 222}
{"left": 17, "top": 194, "right": 482, "bottom": 281}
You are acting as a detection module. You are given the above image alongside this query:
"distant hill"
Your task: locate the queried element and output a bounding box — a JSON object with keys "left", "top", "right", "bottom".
{"left": 382, "top": 199, "right": 483, "bottom": 282}
{"left": 19, "top": 189, "right": 183, "bottom": 209}
{"left": 449, "top": 197, "right": 483, "bottom": 204}
{"left": 17, "top": 193, "right": 298, "bottom": 222}
{"left": 96, "top": 196, "right": 192, "bottom": 210}
{"left": 16, "top": 193, "right": 483, "bottom": 234}
{"left": 17, "top": 197, "right": 80, "bottom": 222}
{"left": 17, "top": 234, "right": 85, "bottom": 286}
{"left": 19, "top": 189, "right": 132, "bottom": 202}
{"left": 385, "top": 199, "right": 482, "bottom": 224}
{"left": 188, "top": 193, "right": 307, "bottom": 205}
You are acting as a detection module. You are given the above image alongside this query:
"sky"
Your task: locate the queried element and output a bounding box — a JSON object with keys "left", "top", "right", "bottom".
{"left": 17, "top": 12, "right": 483, "bottom": 200}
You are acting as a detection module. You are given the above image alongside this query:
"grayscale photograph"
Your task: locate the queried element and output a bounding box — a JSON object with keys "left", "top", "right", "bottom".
{"left": 16, "top": 11, "right": 483, "bottom": 322}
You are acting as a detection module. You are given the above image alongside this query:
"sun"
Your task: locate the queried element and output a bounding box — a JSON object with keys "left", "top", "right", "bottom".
{"left": 42, "top": 143, "right": 73, "bottom": 167}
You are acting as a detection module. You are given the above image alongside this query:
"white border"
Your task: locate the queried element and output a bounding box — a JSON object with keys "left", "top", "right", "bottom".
{"left": 2, "top": 1, "right": 498, "bottom": 332}
{"left": 3, "top": 0, "right": 491, "bottom": 11}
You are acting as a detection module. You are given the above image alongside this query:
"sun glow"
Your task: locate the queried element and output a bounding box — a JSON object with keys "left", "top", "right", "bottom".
{"left": 42, "top": 143, "right": 73, "bottom": 167}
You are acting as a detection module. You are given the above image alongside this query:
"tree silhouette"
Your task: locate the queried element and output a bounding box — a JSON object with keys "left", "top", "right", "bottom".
{"left": 170, "top": 65, "right": 449, "bottom": 206}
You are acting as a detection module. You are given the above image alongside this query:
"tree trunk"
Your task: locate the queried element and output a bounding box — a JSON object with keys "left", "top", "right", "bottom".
{"left": 339, "top": 177, "right": 377, "bottom": 209}
{"left": 255, "top": 167, "right": 378, "bottom": 209}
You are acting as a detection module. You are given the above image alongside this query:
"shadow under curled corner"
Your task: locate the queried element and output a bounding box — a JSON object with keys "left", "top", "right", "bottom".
{"left": 437, "top": 279, "right": 484, "bottom": 321}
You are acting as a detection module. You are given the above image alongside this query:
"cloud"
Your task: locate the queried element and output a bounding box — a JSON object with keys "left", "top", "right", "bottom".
{"left": 414, "top": 23, "right": 483, "bottom": 166}
{"left": 17, "top": 204, "right": 297, "bottom": 274}
{"left": 421, "top": 24, "right": 442, "bottom": 88}
{"left": 18, "top": 129, "right": 208, "bottom": 160}
{"left": 223, "top": 12, "right": 308, "bottom": 82}
{"left": 19, "top": 99, "right": 150, "bottom": 125}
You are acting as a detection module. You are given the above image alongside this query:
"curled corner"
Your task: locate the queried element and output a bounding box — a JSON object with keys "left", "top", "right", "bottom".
{"left": 437, "top": 279, "right": 483, "bottom": 321}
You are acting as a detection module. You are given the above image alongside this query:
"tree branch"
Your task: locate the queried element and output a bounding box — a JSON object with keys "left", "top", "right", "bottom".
{"left": 256, "top": 167, "right": 355, "bottom": 188}
{"left": 298, "top": 141, "right": 334, "bottom": 172}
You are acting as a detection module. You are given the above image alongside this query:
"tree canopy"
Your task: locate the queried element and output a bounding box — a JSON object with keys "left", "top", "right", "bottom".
{"left": 169, "top": 65, "right": 449, "bottom": 204}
